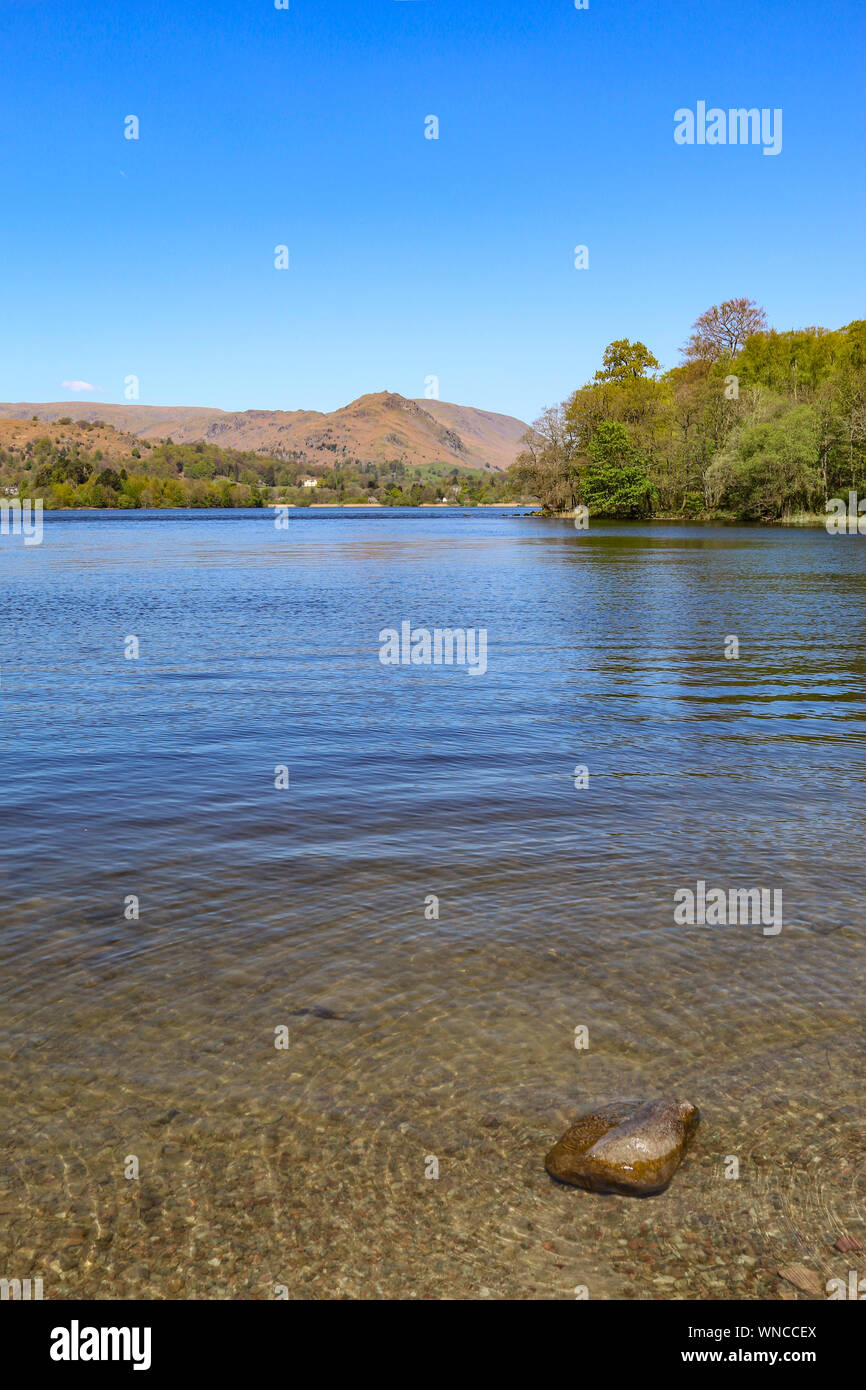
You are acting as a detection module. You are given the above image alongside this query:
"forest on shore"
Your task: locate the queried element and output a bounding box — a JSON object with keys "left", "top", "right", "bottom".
{"left": 3, "top": 299, "right": 863, "bottom": 521}
{"left": 0, "top": 426, "right": 511, "bottom": 510}
{"left": 508, "top": 300, "right": 866, "bottom": 520}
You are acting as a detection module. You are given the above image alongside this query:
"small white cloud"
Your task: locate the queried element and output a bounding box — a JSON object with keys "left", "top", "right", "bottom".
{"left": 61, "top": 380, "right": 97, "bottom": 392}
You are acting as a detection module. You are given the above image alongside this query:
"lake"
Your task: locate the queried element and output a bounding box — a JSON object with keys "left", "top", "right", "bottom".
{"left": 1, "top": 506, "right": 864, "bottom": 1299}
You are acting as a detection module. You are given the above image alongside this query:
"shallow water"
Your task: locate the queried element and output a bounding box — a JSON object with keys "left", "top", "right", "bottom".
{"left": 1, "top": 507, "right": 864, "bottom": 1300}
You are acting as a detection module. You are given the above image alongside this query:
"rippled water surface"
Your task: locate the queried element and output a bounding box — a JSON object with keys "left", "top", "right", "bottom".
{"left": 1, "top": 507, "right": 864, "bottom": 1300}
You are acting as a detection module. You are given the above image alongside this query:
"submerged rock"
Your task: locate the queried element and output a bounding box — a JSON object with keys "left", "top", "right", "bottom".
{"left": 545, "top": 1098, "right": 699, "bottom": 1196}
{"left": 777, "top": 1264, "right": 823, "bottom": 1297}
{"left": 291, "top": 1006, "right": 345, "bottom": 1020}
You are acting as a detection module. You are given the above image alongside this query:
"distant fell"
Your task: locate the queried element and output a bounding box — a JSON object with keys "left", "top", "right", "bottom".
{"left": 0, "top": 392, "right": 528, "bottom": 472}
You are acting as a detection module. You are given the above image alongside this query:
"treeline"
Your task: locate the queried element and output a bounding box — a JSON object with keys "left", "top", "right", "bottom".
{"left": 508, "top": 300, "right": 866, "bottom": 520}
{"left": 0, "top": 430, "right": 514, "bottom": 508}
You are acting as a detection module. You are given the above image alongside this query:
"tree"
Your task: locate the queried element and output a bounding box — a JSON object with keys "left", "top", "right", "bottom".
{"left": 593, "top": 339, "right": 660, "bottom": 384}
{"left": 683, "top": 298, "right": 768, "bottom": 362}
{"left": 95, "top": 467, "right": 122, "bottom": 491}
{"left": 706, "top": 405, "right": 821, "bottom": 519}
{"left": 568, "top": 340, "right": 669, "bottom": 457}
{"left": 665, "top": 359, "right": 741, "bottom": 509}
{"left": 582, "top": 420, "right": 655, "bottom": 518}
{"left": 508, "top": 404, "right": 581, "bottom": 512}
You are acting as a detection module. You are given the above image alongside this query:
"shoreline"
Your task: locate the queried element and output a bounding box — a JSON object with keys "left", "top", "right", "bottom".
{"left": 540, "top": 510, "right": 831, "bottom": 528}
{"left": 29, "top": 502, "right": 832, "bottom": 526}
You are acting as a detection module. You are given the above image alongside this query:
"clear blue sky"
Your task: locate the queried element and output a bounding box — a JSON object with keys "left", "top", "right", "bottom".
{"left": 1, "top": 0, "right": 863, "bottom": 424}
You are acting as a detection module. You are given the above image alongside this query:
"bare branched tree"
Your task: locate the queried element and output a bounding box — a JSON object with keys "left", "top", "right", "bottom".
{"left": 509, "top": 404, "right": 582, "bottom": 512}
{"left": 682, "top": 298, "right": 768, "bottom": 362}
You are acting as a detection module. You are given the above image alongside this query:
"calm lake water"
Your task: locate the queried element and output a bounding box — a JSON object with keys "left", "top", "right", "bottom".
{"left": 1, "top": 507, "right": 864, "bottom": 1300}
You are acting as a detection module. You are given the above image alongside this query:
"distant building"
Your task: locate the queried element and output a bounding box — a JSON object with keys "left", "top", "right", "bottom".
{"left": 301, "top": 477, "right": 318, "bottom": 488}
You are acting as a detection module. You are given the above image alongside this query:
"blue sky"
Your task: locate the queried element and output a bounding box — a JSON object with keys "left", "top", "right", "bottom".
{"left": 1, "top": 0, "right": 863, "bottom": 424}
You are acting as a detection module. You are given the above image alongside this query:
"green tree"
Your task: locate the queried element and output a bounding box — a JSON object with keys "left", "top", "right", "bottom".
{"left": 95, "top": 467, "right": 122, "bottom": 491}
{"left": 706, "top": 405, "right": 821, "bottom": 519}
{"left": 582, "top": 421, "right": 655, "bottom": 517}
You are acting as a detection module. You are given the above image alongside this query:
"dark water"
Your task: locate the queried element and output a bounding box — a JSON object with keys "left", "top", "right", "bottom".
{"left": 1, "top": 507, "right": 864, "bottom": 1300}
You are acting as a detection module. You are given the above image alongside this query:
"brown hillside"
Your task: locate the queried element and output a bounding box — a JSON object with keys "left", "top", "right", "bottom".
{"left": 0, "top": 416, "right": 143, "bottom": 461}
{"left": 0, "top": 393, "right": 528, "bottom": 472}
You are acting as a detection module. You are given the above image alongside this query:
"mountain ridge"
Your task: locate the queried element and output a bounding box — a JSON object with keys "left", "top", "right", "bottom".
{"left": 0, "top": 392, "right": 528, "bottom": 473}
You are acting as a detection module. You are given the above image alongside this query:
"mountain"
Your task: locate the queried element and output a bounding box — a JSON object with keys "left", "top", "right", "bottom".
{"left": 0, "top": 392, "right": 528, "bottom": 473}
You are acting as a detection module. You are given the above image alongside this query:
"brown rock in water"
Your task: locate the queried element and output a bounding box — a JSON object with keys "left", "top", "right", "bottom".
{"left": 545, "top": 1098, "right": 699, "bottom": 1196}
{"left": 777, "top": 1264, "right": 823, "bottom": 1297}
